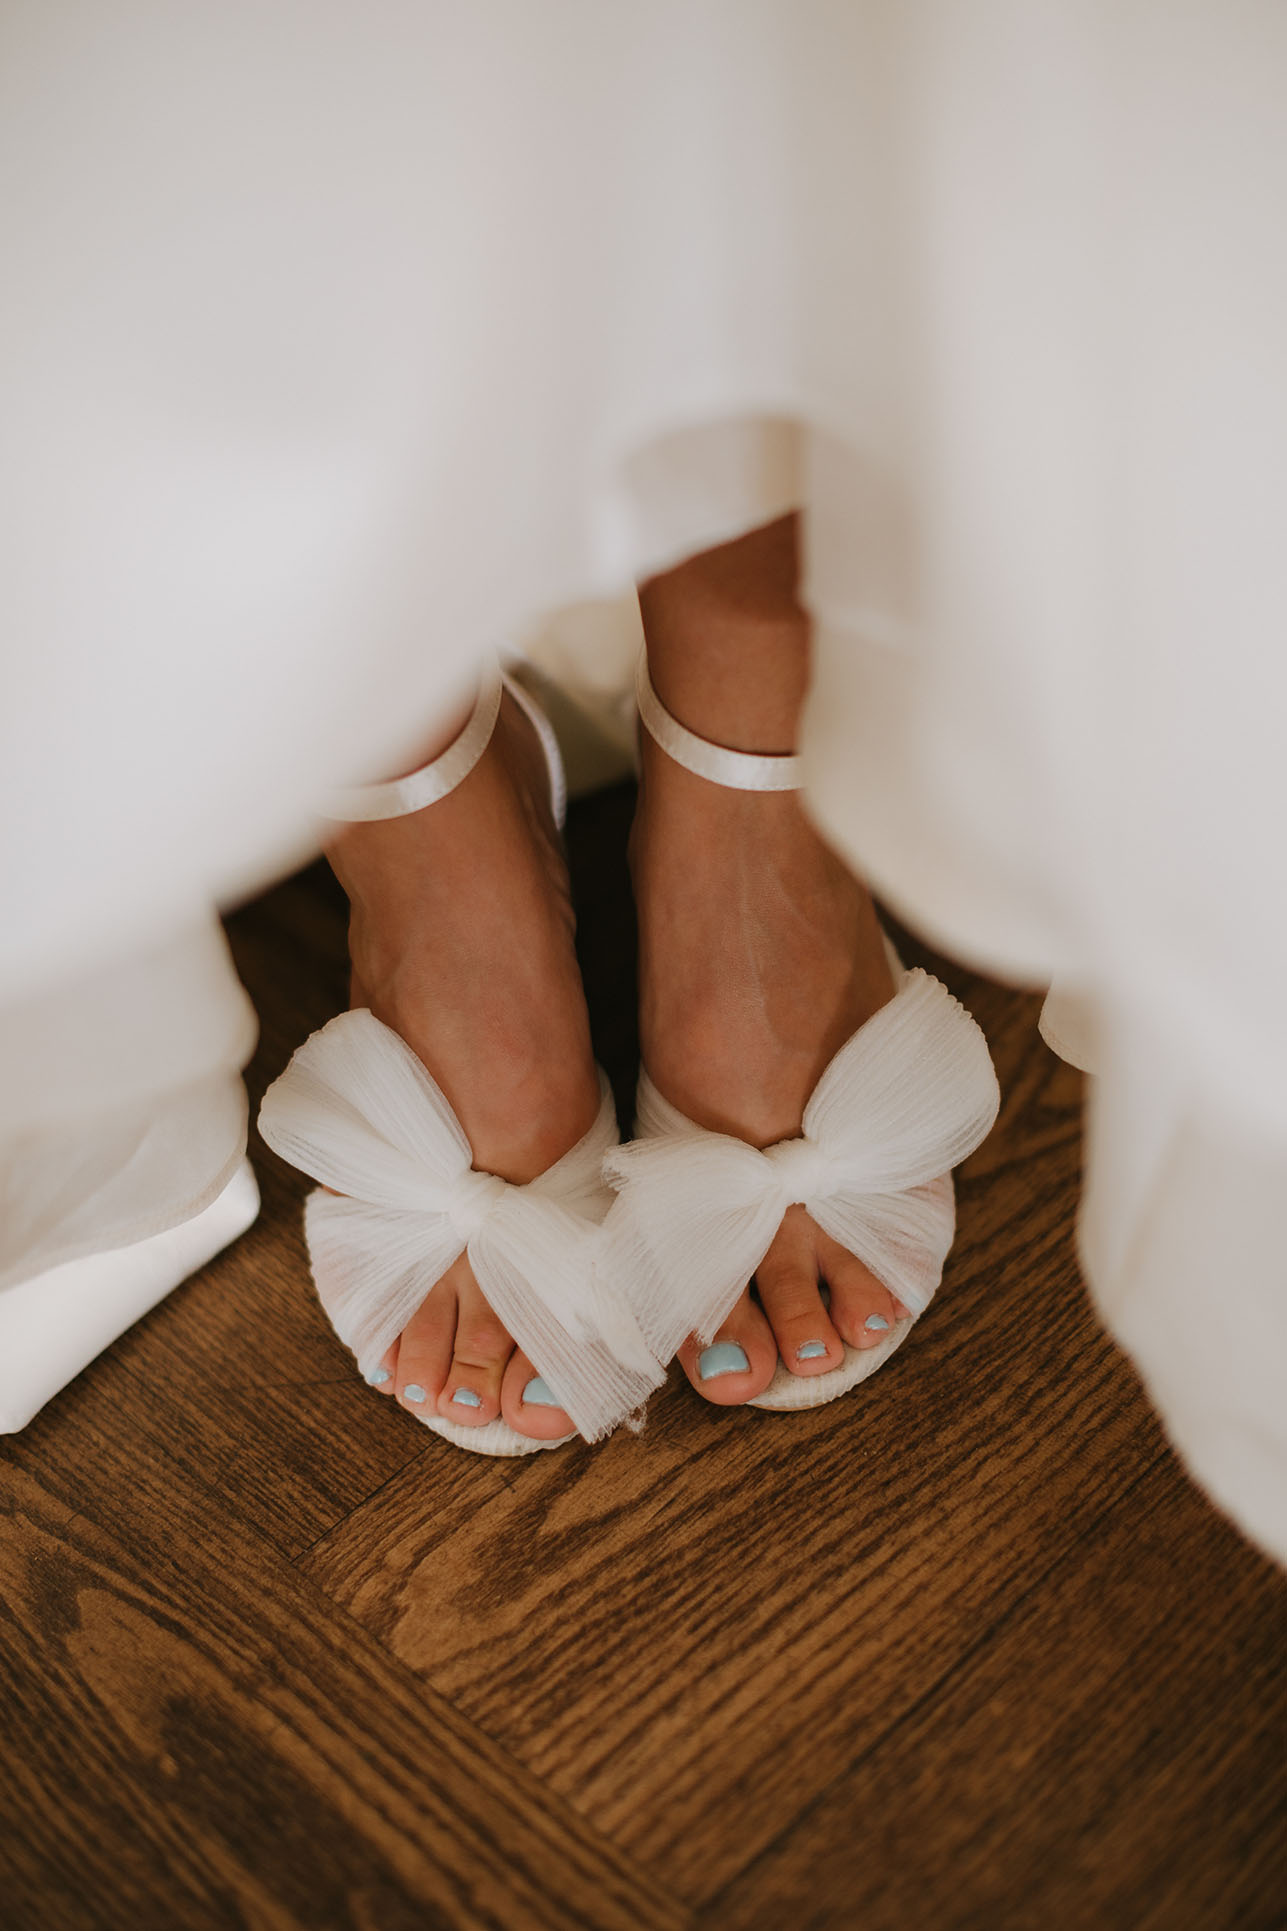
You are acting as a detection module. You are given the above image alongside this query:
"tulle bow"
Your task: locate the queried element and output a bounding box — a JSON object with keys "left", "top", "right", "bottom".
{"left": 258, "top": 1010, "right": 664, "bottom": 1441}
{"left": 604, "top": 970, "right": 1000, "bottom": 1362}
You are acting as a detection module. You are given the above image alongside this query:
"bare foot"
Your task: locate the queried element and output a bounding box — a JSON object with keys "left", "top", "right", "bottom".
{"left": 633, "top": 517, "right": 909, "bottom": 1405}
{"left": 327, "top": 686, "right": 601, "bottom": 1440}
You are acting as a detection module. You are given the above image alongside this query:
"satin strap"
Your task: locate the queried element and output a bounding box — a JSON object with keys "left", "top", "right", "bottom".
{"left": 327, "top": 660, "right": 505, "bottom": 822}
{"left": 635, "top": 656, "right": 805, "bottom": 792}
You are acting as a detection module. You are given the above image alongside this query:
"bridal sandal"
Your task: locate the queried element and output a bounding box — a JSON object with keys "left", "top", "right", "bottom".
{"left": 603, "top": 657, "right": 1001, "bottom": 1412}
{"left": 258, "top": 660, "right": 665, "bottom": 1455}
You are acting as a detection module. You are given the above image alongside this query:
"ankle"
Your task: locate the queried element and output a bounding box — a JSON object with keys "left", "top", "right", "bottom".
{"left": 639, "top": 515, "right": 810, "bottom": 756}
{"left": 645, "top": 637, "right": 808, "bottom": 756}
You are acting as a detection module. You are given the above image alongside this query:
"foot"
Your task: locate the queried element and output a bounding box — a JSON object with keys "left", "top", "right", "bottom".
{"left": 631, "top": 697, "right": 909, "bottom": 1408}
{"left": 328, "top": 687, "right": 601, "bottom": 1441}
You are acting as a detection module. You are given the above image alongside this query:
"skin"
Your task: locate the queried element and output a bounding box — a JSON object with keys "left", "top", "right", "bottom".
{"left": 328, "top": 689, "right": 600, "bottom": 1440}
{"left": 330, "top": 512, "right": 904, "bottom": 1438}
{"left": 634, "top": 514, "right": 908, "bottom": 1404}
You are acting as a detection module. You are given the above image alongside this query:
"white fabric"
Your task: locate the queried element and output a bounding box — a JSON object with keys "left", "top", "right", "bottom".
{"left": 1, "top": 4, "right": 1286, "bottom": 1557}
{"left": 0, "top": 917, "right": 256, "bottom": 1291}
{"left": 258, "top": 1011, "right": 665, "bottom": 1443}
{"left": 605, "top": 970, "right": 1000, "bottom": 1366}
{"left": 0, "top": 1071, "right": 250, "bottom": 1297}
{"left": 0, "top": 1161, "right": 260, "bottom": 1434}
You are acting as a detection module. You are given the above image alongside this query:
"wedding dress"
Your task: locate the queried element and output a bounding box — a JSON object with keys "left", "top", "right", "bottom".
{"left": 2, "top": 3, "right": 1285, "bottom": 1558}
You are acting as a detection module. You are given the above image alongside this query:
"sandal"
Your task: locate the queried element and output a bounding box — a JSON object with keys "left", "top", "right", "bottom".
{"left": 603, "top": 656, "right": 1001, "bottom": 1412}
{"left": 258, "top": 660, "right": 665, "bottom": 1455}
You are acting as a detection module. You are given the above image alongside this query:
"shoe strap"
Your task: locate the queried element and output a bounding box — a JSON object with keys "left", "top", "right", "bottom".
{"left": 327, "top": 659, "right": 504, "bottom": 821}
{"left": 635, "top": 655, "right": 804, "bottom": 793}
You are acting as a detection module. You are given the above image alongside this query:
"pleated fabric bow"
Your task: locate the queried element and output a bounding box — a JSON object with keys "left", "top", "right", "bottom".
{"left": 603, "top": 970, "right": 1001, "bottom": 1364}
{"left": 258, "top": 1010, "right": 665, "bottom": 1442}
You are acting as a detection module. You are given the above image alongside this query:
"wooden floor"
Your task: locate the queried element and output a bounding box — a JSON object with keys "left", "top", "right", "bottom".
{"left": 3, "top": 781, "right": 1286, "bottom": 1931}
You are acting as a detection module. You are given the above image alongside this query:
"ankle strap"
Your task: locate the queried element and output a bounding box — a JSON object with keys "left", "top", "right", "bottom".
{"left": 328, "top": 661, "right": 504, "bottom": 821}
{"left": 635, "top": 657, "right": 804, "bottom": 792}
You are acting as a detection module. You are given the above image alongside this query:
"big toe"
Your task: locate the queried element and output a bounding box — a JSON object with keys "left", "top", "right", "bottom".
{"left": 363, "top": 1341, "right": 399, "bottom": 1395}
{"left": 678, "top": 1288, "right": 778, "bottom": 1405}
{"left": 501, "top": 1350, "right": 576, "bottom": 1441}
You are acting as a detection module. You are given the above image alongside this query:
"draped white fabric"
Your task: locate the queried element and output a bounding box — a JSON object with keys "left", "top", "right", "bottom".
{"left": 2, "top": 4, "right": 1286, "bottom": 1556}
{"left": 0, "top": 919, "right": 256, "bottom": 1292}
{"left": 605, "top": 971, "right": 1000, "bottom": 1363}
{"left": 258, "top": 1011, "right": 664, "bottom": 1441}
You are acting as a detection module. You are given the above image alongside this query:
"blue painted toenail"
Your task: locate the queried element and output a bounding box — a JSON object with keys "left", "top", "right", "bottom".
{"left": 366, "top": 1367, "right": 392, "bottom": 1386}
{"left": 698, "top": 1342, "right": 750, "bottom": 1381}
{"left": 864, "top": 1313, "right": 890, "bottom": 1333}
{"left": 403, "top": 1383, "right": 427, "bottom": 1403}
{"left": 452, "top": 1388, "right": 483, "bottom": 1408}
{"left": 797, "top": 1340, "right": 829, "bottom": 1360}
{"left": 523, "top": 1376, "right": 560, "bottom": 1407}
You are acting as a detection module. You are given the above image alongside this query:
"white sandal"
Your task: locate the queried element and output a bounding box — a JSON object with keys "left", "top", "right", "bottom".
{"left": 258, "top": 660, "right": 665, "bottom": 1455}
{"left": 603, "top": 657, "right": 1001, "bottom": 1412}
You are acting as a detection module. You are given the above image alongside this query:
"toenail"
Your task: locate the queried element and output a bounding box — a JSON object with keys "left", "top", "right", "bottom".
{"left": 366, "top": 1367, "right": 392, "bottom": 1385}
{"left": 864, "top": 1314, "right": 890, "bottom": 1333}
{"left": 452, "top": 1388, "right": 483, "bottom": 1408}
{"left": 523, "top": 1376, "right": 560, "bottom": 1407}
{"left": 698, "top": 1342, "right": 750, "bottom": 1381}
{"left": 402, "top": 1383, "right": 427, "bottom": 1403}
{"left": 796, "top": 1340, "right": 829, "bottom": 1360}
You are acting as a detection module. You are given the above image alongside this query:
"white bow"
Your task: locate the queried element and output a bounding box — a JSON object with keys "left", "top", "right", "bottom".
{"left": 258, "top": 1010, "right": 665, "bottom": 1441}
{"left": 603, "top": 970, "right": 1000, "bottom": 1362}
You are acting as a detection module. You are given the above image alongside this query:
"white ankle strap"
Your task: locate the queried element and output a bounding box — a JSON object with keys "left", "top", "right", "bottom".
{"left": 328, "top": 661, "right": 504, "bottom": 822}
{"left": 635, "top": 656, "right": 804, "bottom": 792}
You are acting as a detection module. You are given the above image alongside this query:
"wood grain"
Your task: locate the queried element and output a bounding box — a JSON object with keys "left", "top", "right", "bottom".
{"left": 708, "top": 1453, "right": 1287, "bottom": 1930}
{"left": 299, "top": 998, "right": 1169, "bottom": 1903}
{"left": 2, "top": 780, "right": 1285, "bottom": 1930}
{"left": 0, "top": 1456, "right": 690, "bottom": 1931}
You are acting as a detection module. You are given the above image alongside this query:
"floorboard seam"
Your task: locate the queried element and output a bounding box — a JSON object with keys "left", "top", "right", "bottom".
{"left": 3, "top": 1447, "right": 698, "bottom": 1931}
{"left": 260, "top": 1561, "right": 699, "bottom": 1925}
{"left": 284, "top": 1445, "right": 454, "bottom": 1563}
{"left": 108, "top": 1346, "right": 486, "bottom": 1565}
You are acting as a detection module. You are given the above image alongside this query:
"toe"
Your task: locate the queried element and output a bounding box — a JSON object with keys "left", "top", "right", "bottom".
{"left": 755, "top": 1207, "right": 846, "bottom": 1375}
{"left": 364, "top": 1341, "right": 398, "bottom": 1394}
{"left": 677, "top": 1288, "right": 778, "bottom": 1405}
{"left": 819, "top": 1233, "right": 907, "bottom": 1351}
{"left": 435, "top": 1263, "right": 514, "bottom": 1426}
{"left": 395, "top": 1279, "right": 457, "bottom": 1416}
{"left": 501, "top": 1350, "right": 576, "bottom": 1441}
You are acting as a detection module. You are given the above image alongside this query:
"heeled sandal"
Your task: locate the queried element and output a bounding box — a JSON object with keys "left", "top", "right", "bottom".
{"left": 258, "top": 659, "right": 665, "bottom": 1455}
{"left": 603, "top": 657, "right": 1001, "bottom": 1412}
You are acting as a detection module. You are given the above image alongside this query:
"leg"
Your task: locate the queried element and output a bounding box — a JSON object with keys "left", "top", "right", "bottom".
{"left": 325, "top": 684, "right": 602, "bottom": 1440}
{"left": 633, "top": 513, "right": 908, "bottom": 1403}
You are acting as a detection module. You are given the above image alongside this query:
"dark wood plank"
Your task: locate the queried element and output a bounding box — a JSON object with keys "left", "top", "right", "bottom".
{"left": 93, "top": 1213, "right": 448, "bottom": 1561}
{"left": 707, "top": 1452, "right": 1287, "bottom": 1931}
{"left": 8, "top": 1324, "right": 514, "bottom": 1589}
{"left": 299, "top": 997, "right": 1191, "bottom": 1904}
{"left": 6, "top": 784, "right": 1285, "bottom": 1930}
{"left": 0, "top": 1455, "right": 692, "bottom": 1931}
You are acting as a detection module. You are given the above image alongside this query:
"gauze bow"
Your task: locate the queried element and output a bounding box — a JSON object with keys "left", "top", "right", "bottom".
{"left": 258, "top": 1010, "right": 665, "bottom": 1441}
{"left": 603, "top": 970, "right": 1001, "bottom": 1364}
